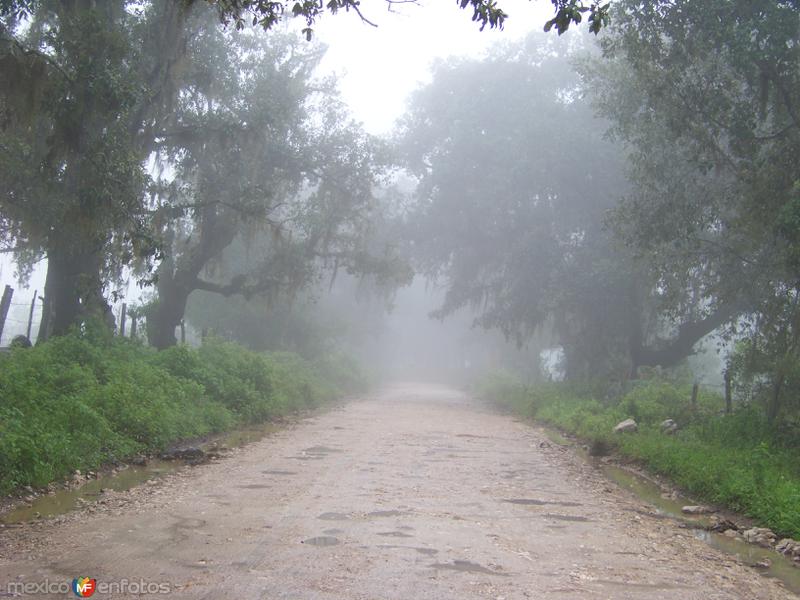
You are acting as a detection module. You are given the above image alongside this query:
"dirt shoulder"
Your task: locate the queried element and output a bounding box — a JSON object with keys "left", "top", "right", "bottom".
{"left": 0, "top": 383, "right": 794, "bottom": 599}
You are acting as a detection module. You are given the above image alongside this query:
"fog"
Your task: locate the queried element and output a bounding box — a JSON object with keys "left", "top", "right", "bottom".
{"left": 1, "top": 0, "right": 796, "bottom": 396}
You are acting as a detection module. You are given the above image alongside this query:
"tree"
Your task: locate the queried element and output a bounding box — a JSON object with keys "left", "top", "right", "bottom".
{"left": 400, "top": 34, "right": 642, "bottom": 379}
{"left": 146, "top": 29, "right": 410, "bottom": 348}
{"left": 2, "top": 0, "right": 611, "bottom": 38}
{"left": 585, "top": 0, "right": 800, "bottom": 416}
{"left": 0, "top": 1, "right": 199, "bottom": 337}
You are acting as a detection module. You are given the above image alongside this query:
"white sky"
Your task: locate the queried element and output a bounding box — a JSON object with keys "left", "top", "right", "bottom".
{"left": 308, "top": 0, "right": 554, "bottom": 134}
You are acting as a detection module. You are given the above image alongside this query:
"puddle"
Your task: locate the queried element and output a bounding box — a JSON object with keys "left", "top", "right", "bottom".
{"left": 303, "top": 446, "right": 342, "bottom": 454}
{"left": 696, "top": 531, "right": 800, "bottom": 594}
{"left": 577, "top": 439, "right": 800, "bottom": 594}
{"left": 237, "top": 484, "right": 271, "bottom": 489}
{"left": 323, "top": 528, "right": 345, "bottom": 535}
{"left": 430, "top": 560, "right": 509, "bottom": 576}
{"left": 504, "top": 498, "right": 582, "bottom": 507}
{"left": 318, "top": 512, "right": 350, "bottom": 521}
{"left": 262, "top": 470, "right": 297, "bottom": 476}
{"left": 541, "top": 513, "right": 591, "bottom": 522}
{"left": 599, "top": 463, "right": 694, "bottom": 520}
{"left": 302, "top": 536, "right": 340, "bottom": 546}
{"left": 1, "top": 460, "right": 180, "bottom": 524}
{"left": 377, "top": 531, "right": 413, "bottom": 538}
{"left": 378, "top": 544, "right": 438, "bottom": 555}
{"left": 1, "top": 421, "right": 284, "bottom": 525}
{"left": 367, "top": 510, "right": 406, "bottom": 517}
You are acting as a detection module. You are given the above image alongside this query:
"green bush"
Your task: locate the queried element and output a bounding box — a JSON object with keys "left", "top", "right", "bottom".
{"left": 478, "top": 371, "right": 800, "bottom": 538}
{"left": 0, "top": 332, "right": 362, "bottom": 494}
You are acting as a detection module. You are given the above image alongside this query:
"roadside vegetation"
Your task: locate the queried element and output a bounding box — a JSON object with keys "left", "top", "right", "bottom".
{"left": 0, "top": 326, "right": 366, "bottom": 495}
{"left": 478, "top": 371, "right": 800, "bottom": 539}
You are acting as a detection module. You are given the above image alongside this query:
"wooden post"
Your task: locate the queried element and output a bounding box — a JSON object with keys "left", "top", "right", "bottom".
{"left": 26, "top": 289, "right": 37, "bottom": 339}
{"left": 724, "top": 370, "right": 732, "bottom": 415}
{"left": 180, "top": 320, "right": 186, "bottom": 344}
{"left": 119, "top": 303, "right": 127, "bottom": 337}
{"left": 690, "top": 382, "right": 699, "bottom": 411}
{"left": 130, "top": 314, "right": 137, "bottom": 339}
{"left": 0, "top": 285, "right": 13, "bottom": 345}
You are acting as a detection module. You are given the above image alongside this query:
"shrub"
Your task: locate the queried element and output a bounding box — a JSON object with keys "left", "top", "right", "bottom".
{"left": 0, "top": 332, "right": 360, "bottom": 494}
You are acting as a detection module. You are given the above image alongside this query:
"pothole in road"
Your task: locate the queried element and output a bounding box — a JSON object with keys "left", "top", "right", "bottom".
{"left": 378, "top": 544, "right": 438, "bottom": 556}
{"left": 504, "top": 498, "right": 582, "bottom": 507}
{"left": 317, "top": 512, "right": 350, "bottom": 521}
{"left": 377, "top": 531, "right": 414, "bottom": 538}
{"left": 303, "top": 446, "right": 342, "bottom": 454}
{"left": 237, "top": 484, "right": 271, "bottom": 489}
{"left": 323, "top": 528, "right": 345, "bottom": 535}
{"left": 542, "top": 513, "right": 592, "bottom": 522}
{"left": 430, "top": 560, "right": 509, "bottom": 576}
{"left": 302, "top": 536, "right": 340, "bottom": 546}
{"left": 367, "top": 509, "right": 407, "bottom": 518}
{"left": 262, "top": 470, "right": 297, "bottom": 475}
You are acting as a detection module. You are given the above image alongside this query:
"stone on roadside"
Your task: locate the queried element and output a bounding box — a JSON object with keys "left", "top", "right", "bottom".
{"left": 742, "top": 527, "right": 777, "bottom": 548}
{"left": 723, "top": 528, "right": 741, "bottom": 539}
{"left": 776, "top": 538, "right": 800, "bottom": 560}
{"left": 613, "top": 418, "right": 637, "bottom": 434}
{"left": 708, "top": 515, "right": 738, "bottom": 532}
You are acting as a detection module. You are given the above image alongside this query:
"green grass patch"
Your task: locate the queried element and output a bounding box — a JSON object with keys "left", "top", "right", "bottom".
{"left": 478, "top": 373, "right": 800, "bottom": 539}
{"left": 0, "top": 331, "right": 366, "bottom": 495}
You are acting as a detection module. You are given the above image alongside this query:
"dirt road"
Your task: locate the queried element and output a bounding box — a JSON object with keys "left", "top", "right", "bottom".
{"left": 0, "top": 383, "right": 794, "bottom": 599}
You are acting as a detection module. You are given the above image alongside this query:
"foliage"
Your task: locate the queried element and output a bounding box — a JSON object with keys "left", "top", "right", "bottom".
{"left": 400, "top": 33, "right": 649, "bottom": 378}
{"left": 584, "top": 0, "right": 800, "bottom": 417}
{"left": 147, "top": 26, "right": 410, "bottom": 349}
{"left": 480, "top": 373, "right": 800, "bottom": 538}
{"left": 0, "top": 331, "right": 365, "bottom": 494}
{"left": 206, "top": 0, "right": 609, "bottom": 36}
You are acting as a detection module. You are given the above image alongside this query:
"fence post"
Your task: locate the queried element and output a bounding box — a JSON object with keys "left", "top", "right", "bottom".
{"left": 180, "top": 320, "right": 186, "bottom": 344}
{"left": 26, "top": 289, "right": 37, "bottom": 339}
{"left": 690, "top": 382, "right": 699, "bottom": 411}
{"left": 119, "top": 303, "right": 127, "bottom": 337}
{"left": 724, "top": 369, "right": 732, "bottom": 414}
{"left": 0, "top": 285, "right": 14, "bottom": 345}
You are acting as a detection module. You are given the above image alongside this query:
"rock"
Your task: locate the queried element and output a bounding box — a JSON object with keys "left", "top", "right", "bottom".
{"left": 742, "top": 527, "right": 777, "bottom": 548}
{"left": 723, "top": 529, "right": 741, "bottom": 539}
{"left": 659, "top": 419, "right": 678, "bottom": 434}
{"left": 130, "top": 455, "right": 148, "bottom": 466}
{"left": 682, "top": 505, "right": 711, "bottom": 515}
{"left": 708, "top": 516, "right": 738, "bottom": 532}
{"left": 754, "top": 558, "right": 771, "bottom": 569}
{"left": 776, "top": 538, "right": 800, "bottom": 560}
{"left": 613, "top": 418, "right": 638, "bottom": 434}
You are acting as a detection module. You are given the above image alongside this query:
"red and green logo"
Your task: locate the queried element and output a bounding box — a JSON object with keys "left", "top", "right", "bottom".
{"left": 72, "top": 577, "right": 96, "bottom": 597}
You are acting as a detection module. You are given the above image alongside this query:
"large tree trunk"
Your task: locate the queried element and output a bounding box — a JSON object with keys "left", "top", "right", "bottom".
{"left": 38, "top": 234, "right": 113, "bottom": 339}
{"left": 148, "top": 271, "right": 192, "bottom": 350}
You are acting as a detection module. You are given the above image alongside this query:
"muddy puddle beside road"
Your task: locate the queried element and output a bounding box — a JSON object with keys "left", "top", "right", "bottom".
{"left": 0, "top": 422, "right": 281, "bottom": 526}
{"left": 0, "top": 460, "right": 180, "bottom": 524}
{"left": 540, "top": 427, "right": 800, "bottom": 595}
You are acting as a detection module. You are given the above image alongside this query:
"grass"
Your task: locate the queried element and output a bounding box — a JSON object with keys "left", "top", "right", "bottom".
{"left": 478, "top": 370, "right": 800, "bottom": 539}
{"left": 0, "top": 327, "right": 367, "bottom": 495}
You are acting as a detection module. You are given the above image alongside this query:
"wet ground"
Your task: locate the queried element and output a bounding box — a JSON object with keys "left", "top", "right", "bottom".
{"left": 0, "top": 383, "right": 796, "bottom": 599}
